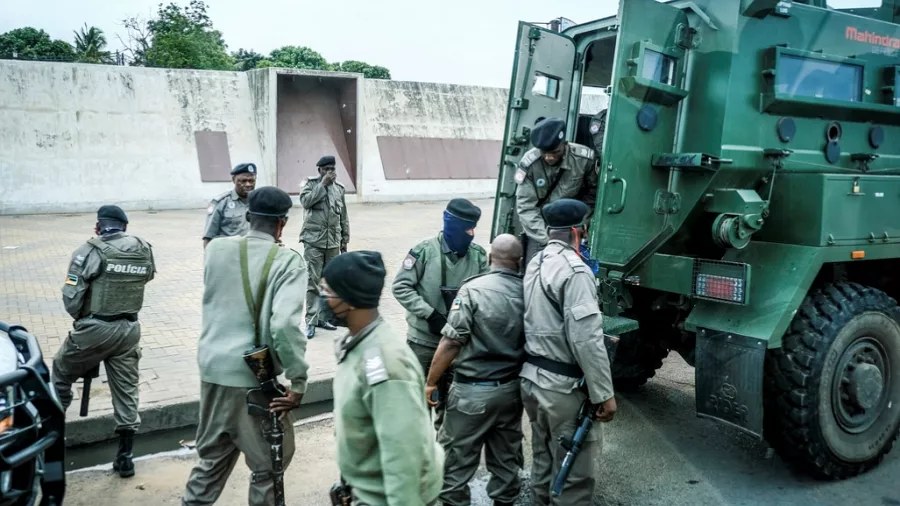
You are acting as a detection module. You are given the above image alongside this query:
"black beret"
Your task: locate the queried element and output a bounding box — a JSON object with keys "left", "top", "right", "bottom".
{"left": 247, "top": 186, "right": 293, "bottom": 217}
{"left": 542, "top": 198, "right": 589, "bottom": 229}
{"left": 316, "top": 156, "right": 336, "bottom": 167}
{"left": 446, "top": 198, "right": 482, "bottom": 224}
{"left": 231, "top": 163, "right": 258, "bottom": 176}
{"left": 323, "top": 251, "right": 386, "bottom": 309}
{"left": 97, "top": 205, "right": 128, "bottom": 224}
{"left": 531, "top": 117, "right": 566, "bottom": 151}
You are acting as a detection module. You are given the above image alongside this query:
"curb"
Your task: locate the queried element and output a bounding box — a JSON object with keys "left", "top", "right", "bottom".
{"left": 65, "top": 376, "right": 334, "bottom": 447}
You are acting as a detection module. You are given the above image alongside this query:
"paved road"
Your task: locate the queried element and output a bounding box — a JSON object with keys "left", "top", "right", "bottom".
{"left": 65, "top": 356, "right": 900, "bottom": 506}
{"left": 0, "top": 200, "right": 494, "bottom": 421}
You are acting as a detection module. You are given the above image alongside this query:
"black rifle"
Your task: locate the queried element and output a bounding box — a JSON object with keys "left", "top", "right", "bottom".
{"left": 551, "top": 399, "right": 594, "bottom": 497}
{"left": 79, "top": 364, "right": 100, "bottom": 417}
{"left": 244, "top": 345, "right": 288, "bottom": 506}
{"left": 329, "top": 476, "right": 353, "bottom": 505}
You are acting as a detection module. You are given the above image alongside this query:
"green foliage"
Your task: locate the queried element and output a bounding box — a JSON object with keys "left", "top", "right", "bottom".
{"left": 338, "top": 60, "right": 391, "bottom": 79}
{"left": 267, "top": 45, "right": 334, "bottom": 71}
{"left": 124, "top": 0, "right": 233, "bottom": 70}
{"left": 0, "top": 27, "right": 76, "bottom": 61}
{"left": 231, "top": 48, "right": 263, "bottom": 71}
{"left": 74, "top": 24, "right": 112, "bottom": 64}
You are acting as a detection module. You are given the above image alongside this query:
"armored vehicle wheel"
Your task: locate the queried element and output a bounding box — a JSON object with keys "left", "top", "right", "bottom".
{"left": 764, "top": 282, "right": 900, "bottom": 480}
{"left": 611, "top": 331, "right": 670, "bottom": 392}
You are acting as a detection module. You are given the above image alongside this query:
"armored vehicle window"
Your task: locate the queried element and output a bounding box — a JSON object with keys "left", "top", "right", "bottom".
{"left": 776, "top": 55, "right": 863, "bottom": 103}
{"left": 533, "top": 73, "right": 560, "bottom": 99}
{"left": 642, "top": 49, "right": 677, "bottom": 86}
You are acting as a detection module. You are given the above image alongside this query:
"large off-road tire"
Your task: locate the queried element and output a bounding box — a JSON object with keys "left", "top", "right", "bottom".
{"left": 764, "top": 282, "right": 900, "bottom": 480}
{"left": 611, "top": 331, "right": 670, "bottom": 392}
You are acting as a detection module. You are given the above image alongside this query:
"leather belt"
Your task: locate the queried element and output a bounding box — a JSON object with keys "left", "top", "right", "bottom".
{"left": 525, "top": 352, "right": 583, "bottom": 378}
{"left": 90, "top": 313, "right": 138, "bottom": 323}
{"left": 454, "top": 372, "right": 519, "bottom": 387}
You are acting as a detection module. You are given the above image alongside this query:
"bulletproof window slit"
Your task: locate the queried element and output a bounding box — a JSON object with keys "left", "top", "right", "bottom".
{"left": 532, "top": 73, "right": 561, "bottom": 99}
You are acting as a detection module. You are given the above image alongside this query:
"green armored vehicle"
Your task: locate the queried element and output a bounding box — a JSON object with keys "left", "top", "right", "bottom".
{"left": 492, "top": 0, "right": 900, "bottom": 480}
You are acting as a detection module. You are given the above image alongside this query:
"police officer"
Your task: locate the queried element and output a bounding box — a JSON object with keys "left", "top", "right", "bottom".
{"left": 299, "top": 155, "right": 350, "bottom": 338}
{"left": 520, "top": 198, "right": 616, "bottom": 505}
{"left": 326, "top": 251, "right": 444, "bottom": 505}
{"left": 202, "top": 162, "right": 258, "bottom": 248}
{"left": 514, "top": 117, "right": 598, "bottom": 265}
{"left": 53, "top": 205, "right": 156, "bottom": 478}
{"left": 391, "top": 198, "right": 489, "bottom": 431}
{"left": 425, "top": 233, "right": 526, "bottom": 506}
{"left": 182, "top": 186, "right": 310, "bottom": 506}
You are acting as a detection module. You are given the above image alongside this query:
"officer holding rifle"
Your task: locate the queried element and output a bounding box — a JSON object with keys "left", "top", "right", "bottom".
{"left": 181, "top": 186, "right": 310, "bottom": 506}
{"left": 519, "top": 198, "right": 616, "bottom": 505}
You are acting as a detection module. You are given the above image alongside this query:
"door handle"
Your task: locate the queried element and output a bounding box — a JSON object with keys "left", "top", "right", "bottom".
{"left": 607, "top": 177, "right": 627, "bottom": 214}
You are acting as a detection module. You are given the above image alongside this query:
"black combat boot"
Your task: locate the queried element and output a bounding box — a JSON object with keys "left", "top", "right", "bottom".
{"left": 112, "top": 429, "right": 135, "bottom": 478}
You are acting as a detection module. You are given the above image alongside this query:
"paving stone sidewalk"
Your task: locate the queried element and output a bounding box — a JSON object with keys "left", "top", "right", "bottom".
{"left": 0, "top": 199, "right": 495, "bottom": 438}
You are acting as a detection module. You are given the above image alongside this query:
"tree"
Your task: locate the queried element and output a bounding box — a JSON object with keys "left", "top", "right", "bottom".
{"left": 0, "top": 27, "right": 76, "bottom": 62}
{"left": 121, "top": 0, "right": 233, "bottom": 70}
{"left": 338, "top": 60, "right": 391, "bottom": 79}
{"left": 266, "top": 45, "right": 334, "bottom": 71}
{"left": 74, "top": 24, "right": 112, "bottom": 64}
{"left": 231, "top": 48, "right": 263, "bottom": 71}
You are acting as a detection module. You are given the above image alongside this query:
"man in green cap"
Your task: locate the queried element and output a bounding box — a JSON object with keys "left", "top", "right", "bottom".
{"left": 53, "top": 204, "right": 156, "bottom": 478}
{"left": 325, "top": 250, "right": 443, "bottom": 506}
{"left": 391, "top": 198, "right": 489, "bottom": 431}
{"left": 203, "top": 162, "right": 258, "bottom": 248}
{"left": 299, "top": 155, "right": 350, "bottom": 338}
{"left": 425, "top": 233, "right": 526, "bottom": 506}
{"left": 521, "top": 198, "right": 617, "bottom": 505}
{"left": 182, "top": 186, "right": 310, "bottom": 506}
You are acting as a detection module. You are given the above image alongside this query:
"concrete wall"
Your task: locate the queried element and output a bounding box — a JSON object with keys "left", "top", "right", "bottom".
{"left": 0, "top": 61, "right": 609, "bottom": 214}
{"left": 0, "top": 60, "right": 269, "bottom": 215}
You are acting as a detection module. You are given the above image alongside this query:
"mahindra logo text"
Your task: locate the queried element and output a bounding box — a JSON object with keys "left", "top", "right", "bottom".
{"left": 846, "top": 26, "right": 900, "bottom": 49}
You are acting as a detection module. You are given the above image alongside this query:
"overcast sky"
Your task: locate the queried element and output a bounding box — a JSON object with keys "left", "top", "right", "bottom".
{"left": 0, "top": 0, "right": 881, "bottom": 88}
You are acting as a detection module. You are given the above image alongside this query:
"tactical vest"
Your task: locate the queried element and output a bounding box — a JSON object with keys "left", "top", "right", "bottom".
{"left": 85, "top": 237, "right": 154, "bottom": 317}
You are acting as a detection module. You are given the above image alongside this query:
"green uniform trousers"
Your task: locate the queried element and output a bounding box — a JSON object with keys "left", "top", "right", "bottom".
{"left": 51, "top": 317, "right": 142, "bottom": 431}
{"left": 521, "top": 379, "right": 600, "bottom": 506}
{"left": 407, "top": 340, "right": 453, "bottom": 432}
{"left": 182, "top": 381, "right": 296, "bottom": 506}
{"left": 304, "top": 245, "right": 341, "bottom": 325}
{"left": 438, "top": 381, "right": 523, "bottom": 506}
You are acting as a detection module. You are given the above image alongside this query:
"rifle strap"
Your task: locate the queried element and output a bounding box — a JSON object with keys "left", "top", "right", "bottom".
{"left": 240, "top": 238, "right": 280, "bottom": 347}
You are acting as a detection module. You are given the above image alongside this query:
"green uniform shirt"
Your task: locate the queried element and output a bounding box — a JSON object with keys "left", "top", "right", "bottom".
{"left": 391, "top": 233, "right": 488, "bottom": 348}
{"left": 203, "top": 190, "right": 251, "bottom": 241}
{"left": 520, "top": 240, "right": 614, "bottom": 404}
{"left": 442, "top": 267, "right": 526, "bottom": 381}
{"left": 61, "top": 232, "right": 157, "bottom": 320}
{"left": 333, "top": 317, "right": 444, "bottom": 506}
{"left": 196, "top": 230, "right": 310, "bottom": 393}
{"left": 514, "top": 143, "right": 598, "bottom": 245}
{"left": 298, "top": 176, "right": 350, "bottom": 249}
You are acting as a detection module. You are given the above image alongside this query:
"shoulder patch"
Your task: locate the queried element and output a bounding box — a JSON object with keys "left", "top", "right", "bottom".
{"left": 450, "top": 297, "right": 462, "bottom": 311}
{"left": 519, "top": 147, "right": 541, "bottom": 168}
{"left": 514, "top": 168, "right": 527, "bottom": 184}
{"left": 364, "top": 347, "right": 389, "bottom": 386}
{"left": 569, "top": 143, "right": 596, "bottom": 160}
{"left": 73, "top": 254, "right": 86, "bottom": 267}
{"left": 65, "top": 273, "right": 78, "bottom": 286}
{"left": 402, "top": 249, "right": 419, "bottom": 270}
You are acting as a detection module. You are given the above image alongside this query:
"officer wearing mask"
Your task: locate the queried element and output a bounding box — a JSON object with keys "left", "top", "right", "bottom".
{"left": 182, "top": 186, "right": 310, "bottom": 506}
{"left": 514, "top": 117, "right": 598, "bottom": 266}
{"left": 203, "top": 162, "right": 258, "bottom": 248}
{"left": 299, "top": 155, "right": 350, "bottom": 338}
{"left": 521, "top": 198, "right": 616, "bottom": 505}
{"left": 53, "top": 205, "right": 156, "bottom": 478}
{"left": 392, "top": 198, "right": 489, "bottom": 431}
{"left": 325, "top": 251, "right": 444, "bottom": 506}
{"left": 425, "top": 233, "right": 526, "bottom": 506}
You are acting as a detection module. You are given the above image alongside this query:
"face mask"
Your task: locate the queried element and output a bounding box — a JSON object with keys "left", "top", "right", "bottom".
{"left": 443, "top": 211, "right": 476, "bottom": 256}
{"left": 318, "top": 295, "right": 349, "bottom": 328}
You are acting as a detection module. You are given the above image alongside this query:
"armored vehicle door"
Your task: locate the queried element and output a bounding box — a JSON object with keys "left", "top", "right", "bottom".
{"left": 594, "top": 0, "right": 691, "bottom": 271}
{"left": 491, "top": 22, "right": 576, "bottom": 240}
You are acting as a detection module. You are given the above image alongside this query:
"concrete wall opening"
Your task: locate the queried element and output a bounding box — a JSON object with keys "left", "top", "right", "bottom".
{"left": 276, "top": 72, "right": 359, "bottom": 194}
